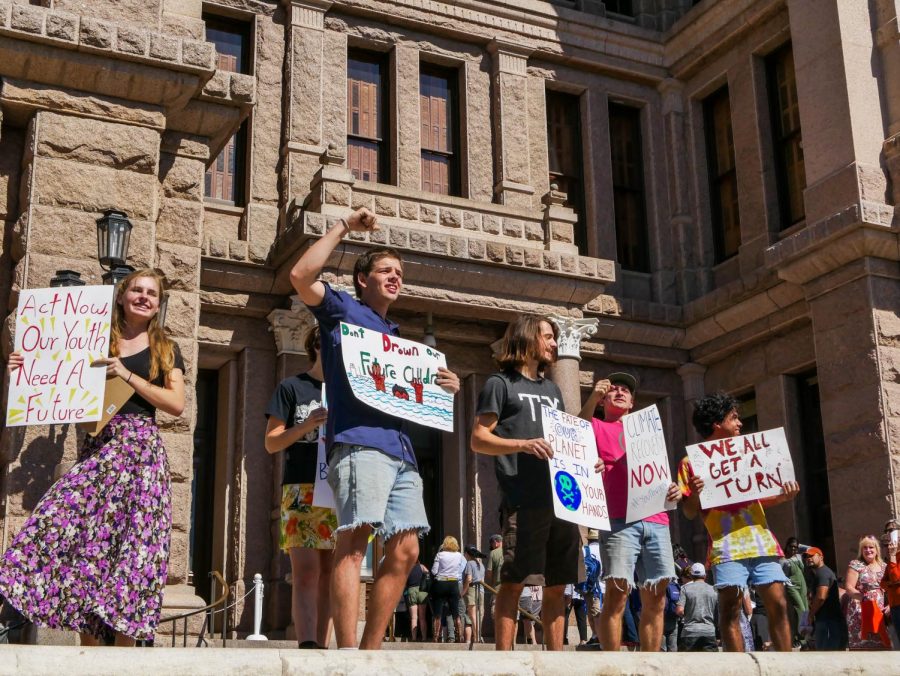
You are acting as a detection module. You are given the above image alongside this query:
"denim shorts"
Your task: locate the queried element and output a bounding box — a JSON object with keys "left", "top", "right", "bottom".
{"left": 326, "top": 443, "right": 429, "bottom": 541}
{"left": 712, "top": 556, "right": 789, "bottom": 591}
{"left": 599, "top": 519, "right": 675, "bottom": 589}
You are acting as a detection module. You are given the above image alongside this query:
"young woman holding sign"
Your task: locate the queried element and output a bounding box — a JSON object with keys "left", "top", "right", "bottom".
{"left": 0, "top": 269, "right": 184, "bottom": 646}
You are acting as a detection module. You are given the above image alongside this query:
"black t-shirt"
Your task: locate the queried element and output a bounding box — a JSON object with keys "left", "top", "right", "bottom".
{"left": 118, "top": 344, "right": 185, "bottom": 416}
{"left": 406, "top": 564, "right": 424, "bottom": 588}
{"left": 265, "top": 373, "right": 323, "bottom": 485}
{"left": 812, "top": 564, "right": 842, "bottom": 621}
{"left": 476, "top": 370, "right": 564, "bottom": 510}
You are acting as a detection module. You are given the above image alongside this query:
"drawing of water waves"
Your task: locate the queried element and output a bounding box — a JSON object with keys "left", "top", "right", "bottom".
{"left": 347, "top": 374, "right": 454, "bottom": 431}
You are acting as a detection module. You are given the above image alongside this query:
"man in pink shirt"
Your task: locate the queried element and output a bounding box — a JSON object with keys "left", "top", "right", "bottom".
{"left": 579, "top": 372, "right": 681, "bottom": 652}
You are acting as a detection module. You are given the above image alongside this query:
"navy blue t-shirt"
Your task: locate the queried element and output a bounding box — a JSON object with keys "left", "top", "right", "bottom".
{"left": 307, "top": 283, "right": 415, "bottom": 465}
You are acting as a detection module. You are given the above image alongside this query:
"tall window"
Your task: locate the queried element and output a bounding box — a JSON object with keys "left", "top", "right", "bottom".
{"left": 204, "top": 14, "right": 251, "bottom": 205}
{"left": 704, "top": 86, "right": 740, "bottom": 262}
{"left": 608, "top": 103, "right": 649, "bottom": 272}
{"left": 347, "top": 51, "right": 388, "bottom": 183}
{"left": 420, "top": 65, "right": 459, "bottom": 196}
{"left": 767, "top": 44, "right": 805, "bottom": 229}
{"left": 796, "top": 371, "right": 833, "bottom": 566}
{"left": 547, "top": 90, "right": 587, "bottom": 254}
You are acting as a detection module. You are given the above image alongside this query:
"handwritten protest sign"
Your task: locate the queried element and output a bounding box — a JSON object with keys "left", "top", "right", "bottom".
{"left": 339, "top": 322, "right": 453, "bottom": 431}
{"left": 6, "top": 286, "right": 113, "bottom": 427}
{"left": 542, "top": 404, "right": 610, "bottom": 531}
{"left": 685, "top": 427, "right": 796, "bottom": 509}
{"left": 312, "top": 385, "right": 335, "bottom": 509}
{"left": 624, "top": 404, "right": 676, "bottom": 522}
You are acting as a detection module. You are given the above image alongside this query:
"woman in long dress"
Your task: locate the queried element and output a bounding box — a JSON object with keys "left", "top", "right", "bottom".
{"left": 843, "top": 535, "right": 890, "bottom": 650}
{"left": 0, "top": 269, "right": 185, "bottom": 646}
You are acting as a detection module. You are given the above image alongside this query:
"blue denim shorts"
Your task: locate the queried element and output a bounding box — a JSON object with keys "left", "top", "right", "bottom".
{"left": 326, "top": 443, "right": 429, "bottom": 541}
{"left": 712, "top": 556, "right": 789, "bottom": 591}
{"left": 599, "top": 519, "right": 675, "bottom": 589}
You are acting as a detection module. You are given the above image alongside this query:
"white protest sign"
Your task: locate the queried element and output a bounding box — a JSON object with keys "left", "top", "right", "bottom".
{"left": 685, "top": 427, "right": 796, "bottom": 509}
{"left": 338, "top": 322, "right": 453, "bottom": 431}
{"left": 312, "top": 385, "right": 335, "bottom": 509}
{"left": 6, "top": 286, "right": 114, "bottom": 427}
{"left": 623, "top": 404, "right": 676, "bottom": 522}
{"left": 541, "top": 404, "right": 610, "bottom": 531}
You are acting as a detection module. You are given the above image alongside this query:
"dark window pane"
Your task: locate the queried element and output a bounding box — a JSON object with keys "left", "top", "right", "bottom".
{"left": 767, "top": 44, "right": 806, "bottom": 228}
{"left": 347, "top": 51, "right": 388, "bottom": 184}
{"left": 420, "top": 65, "right": 459, "bottom": 196}
{"left": 704, "top": 86, "right": 741, "bottom": 262}
{"left": 204, "top": 15, "right": 250, "bottom": 74}
{"left": 608, "top": 103, "right": 649, "bottom": 272}
{"left": 546, "top": 89, "right": 587, "bottom": 254}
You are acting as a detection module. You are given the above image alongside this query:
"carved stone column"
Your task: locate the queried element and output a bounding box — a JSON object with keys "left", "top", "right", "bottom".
{"left": 676, "top": 362, "right": 706, "bottom": 444}
{"left": 542, "top": 185, "right": 579, "bottom": 254}
{"left": 487, "top": 39, "right": 535, "bottom": 209}
{"left": 547, "top": 316, "right": 598, "bottom": 415}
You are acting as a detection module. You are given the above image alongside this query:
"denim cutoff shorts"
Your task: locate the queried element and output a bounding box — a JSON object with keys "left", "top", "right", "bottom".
{"left": 326, "top": 443, "right": 429, "bottom": 540}
{"left": 712, "top": 556, "right": 789, "bottom": 591}
{"left": 599, "top": 518, "right": 675, "bottom": 589}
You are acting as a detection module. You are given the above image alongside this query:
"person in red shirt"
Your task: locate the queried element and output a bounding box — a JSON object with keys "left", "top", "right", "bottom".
{"left": 880, "top": 519, "right": 900, "bottom": 645}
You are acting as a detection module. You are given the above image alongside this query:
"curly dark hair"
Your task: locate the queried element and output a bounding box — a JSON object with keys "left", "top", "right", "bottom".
{"left": 692, "top": 393, "right": 739, "bottom": 438}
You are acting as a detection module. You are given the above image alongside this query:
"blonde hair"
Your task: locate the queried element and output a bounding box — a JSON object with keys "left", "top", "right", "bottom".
{"left": 110, "top": 268, "right": 176, "bottom": 382}
{"left": 858, "top": 535, "right": 883, "bottom": 566}
{"left": 441, "top": 536, "right": 460, "bottom": 553}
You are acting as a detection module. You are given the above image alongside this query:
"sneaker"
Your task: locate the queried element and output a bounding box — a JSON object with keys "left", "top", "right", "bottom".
{"left": 298, "top": 640, "right": 320, "bottom": 649}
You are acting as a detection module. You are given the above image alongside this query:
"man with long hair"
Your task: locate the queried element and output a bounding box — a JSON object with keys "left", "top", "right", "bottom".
{"left": 678, "top": 393, "right": 799, "bottom": 651}
{"left": 470, "top": 315, "right": 580, "bottom": 650}
{"left": 290, "top": 207, "right": 460, "bottom": 649}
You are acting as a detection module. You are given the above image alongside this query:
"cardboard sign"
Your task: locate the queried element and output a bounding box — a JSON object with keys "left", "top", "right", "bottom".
{"left": 6, "top": 286, "right": 114, "bottom": 427}
{"left": 542, "top": 404, "right": 610, "bottom": 531}
{"left": 78, "top": 376, "right": 135, "bottom": 436}
{"left": 684, "top": 427, "right": 796, "bottom": 509}
{"left": 338, "top": 322, "right": 453, "bottom": 431}
{"left": 311, "top": 385, "right": 335, "bottom": 509}
{"left": 623, "top": 404, "right": 676, "bottom": 522}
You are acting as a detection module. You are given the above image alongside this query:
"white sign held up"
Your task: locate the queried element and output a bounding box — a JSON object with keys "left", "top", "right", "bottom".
{"left": 6, "top": 286, "right": 114, "bottom": 427}
{"left": 311, "top": 385, "right": 335, "bottom": 509}
{"left": 684, "top": 427, "right": 796, "bottom": 510}
{"left": 339, "top": 322, "right": 454, "bottom": 431}
{"left": 623, "top": 404, "right": 676, "bottom": 522}
{"left": 541, "top": 404, "right": 610, "bottom": 531}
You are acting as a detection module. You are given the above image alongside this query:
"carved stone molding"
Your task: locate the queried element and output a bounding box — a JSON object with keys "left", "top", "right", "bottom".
{"left": 549, "top": 315, "right": 598, "bottom": 360}
{"left": 284, "top": 0, "right": 333, "bottom": 29}
{"left": 267, "top": 297, "right": 316, "bottom": 355}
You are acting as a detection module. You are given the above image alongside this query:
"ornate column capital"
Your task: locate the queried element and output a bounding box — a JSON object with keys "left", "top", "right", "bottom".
{"left": 676, "top": 362, "right": 707, "bottom": 401}
{"left": 549, "top": 315, "right": 598, "bottom": 361}
{"left": 266, "top": 296, "right": 316, "bottom": 355}
{"left": 283, "top": 0, "right": 333, "bottom": 29}
{"left": 486, "top": 38, "right": 532, "bottom": 75}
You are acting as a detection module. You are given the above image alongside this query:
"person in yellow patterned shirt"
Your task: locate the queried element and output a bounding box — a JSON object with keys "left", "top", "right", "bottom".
{"left": 678, "top": 393, "right": 800, "bottom": 652}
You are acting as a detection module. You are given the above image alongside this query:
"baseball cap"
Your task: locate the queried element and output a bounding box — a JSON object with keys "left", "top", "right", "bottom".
{"left": 689, "top": 562, "right": 706, "bottom": 577}
{"left": 607, "top": 372, "right": 637, "bottom": 394}
{"left": 489, "top": 533, "right": 502, "bottom": 544}
{"left": 803, "top": 546, "right": 824, "bottom": 558}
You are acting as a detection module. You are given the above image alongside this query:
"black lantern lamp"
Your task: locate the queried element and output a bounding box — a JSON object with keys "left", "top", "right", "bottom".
{"left": 96, "top": 209, "right": 133, "bottom": 271}
{"left": 101, "top": 264, "right": 134, "bottom": 287}
{"left": 50, "top": 270, "right": 86, "bottom": 288}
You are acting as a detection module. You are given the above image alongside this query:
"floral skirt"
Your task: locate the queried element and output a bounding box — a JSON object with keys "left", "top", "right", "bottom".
{"left": 280, "top": 483, "right": 337, "bottom": 551}
{"left": 0, "top": 414, "right": 171, "bottom": 640}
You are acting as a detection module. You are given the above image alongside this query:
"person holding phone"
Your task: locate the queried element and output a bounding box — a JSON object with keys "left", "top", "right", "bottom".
{"left": 880, "top": 520, "right": 900, "bottom": 648}
{"left": 0, "top": 269, "right": 185, "bottom": 646}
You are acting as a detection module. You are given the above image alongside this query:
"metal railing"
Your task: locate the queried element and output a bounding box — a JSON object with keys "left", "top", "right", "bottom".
{"left": 154, "top": 571, "right": 230, "bottom": 648}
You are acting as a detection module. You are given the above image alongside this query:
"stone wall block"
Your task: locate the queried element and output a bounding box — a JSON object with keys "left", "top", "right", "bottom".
{"left": 503, "top": 218, "right": 523, "bottom": 238}
{"left": 463, "top": 211, "right": 481, "bottom": 231}
{"left": 156, "top": 241, "right": 200, "bottom": 291}
{"left": 410, "top": 231, "right": 427, "bottom": 251}
{"left": 506, "top": 245, "right": 524, "bottom": 266}
{"left": 229, "top": 240, "right": 248, "bottom": 261}
{"left": 429, "top": 233, "right": 448, "bottom": 255}
{"left": 116, "top": 25, "right": 148, "bottom": 56}
{"left": 440, "top": 208, "right": 462, "bottom": 229}
{"left": 350, "top": 191, "right": 373, "bottom": 211}
{"left": 324, "top": 183, "right": 350, "bottom": 206}
{"left": 347, "top": 230, "right": 366, "bottom": 242}
{"left": 524, "top": 248, "right": 541, "bottom": 268}
{"left": 27, "top": 205, "right": 106, "bottom": 260}
{"left": 374, "top": 196, "right": 398, "bottom": 217}
{"left": 551, "top": 222, "right": 574, "bottom": 243}
{"left": 11, "top": 3, "right": 43, "bottom": 33}
{"left": 482, "top": 214, "right": 500, "bottom": 234}
{"left": 33, "top": 158, "right": 157, "bottom": 221}
{"left": 468, "top": 239, "right": 485, "bottom": 259}
{"left": 579, "top": 258, "right": 597, "bottom": 277}
{"left": 37, "top": 114, "right": 160, "bottom": 174}
{"left": 80, "top": 17, "right": 113, "bottom": 49}
{"left": 45, "top": 11, "right": 78, "bottom": 41}
{"left": 161, "top": 289, "right": 199, "bottom": 345}
{"left": 486, "top": 242, "right": 505, "bottom": 263}
{"left": 167, "top": 529, "right": 189, "bottom": 583}
{"left": 229, "top": 74, "right": 255, "bottom": 103}
{"left": 419, "top": 204, "right": 437, "bottom": 224}
{"left": 157, "top": 199, "right": 202, "bottom": 247}
{"left": 878, "top": 311, "right": 900, "bottom": 348}
{"left": 182, "top": 39, "right": 215, "bottom": 69}
{"left": 399, "top": 200, "right": 418, "bottom": 221}
{"left": 149, "top": 32, "right": 179, "bottom": 61}
{"left": 248, "top": 240, "right": 269, "bottom": 264}
{"left": 160, "top": 155, "right": 203, "bottom": 202}
{"left": 524, "top": 221, "right": 543, "bottom": 241}
{"left": 305, "top": 212, "right": 325, "bottom": 235}
{"left": 369, "top": 228, "right": 387, "bottom": 245}
{"left": 160, "top": 431, "right": 193, "bottom": 482}
{"left": 389, "top": 226, "right": 409, "bottom": 248}
{"left": 0, "top": 1, "right": 9, "bottom": 29}
{"left": 559, "top": 254, "right": 577, "bottom": 273}
{"left": 543, "top": 251, "right": 560, "bottom": 270}
{"left": 203, "top": 71, "right": 229, "bottom": 99}
{"left": 448, "top": 235, "right": 465, "bottom": 258}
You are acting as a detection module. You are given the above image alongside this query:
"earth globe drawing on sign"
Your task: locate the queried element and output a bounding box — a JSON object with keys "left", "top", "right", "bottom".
{"left": 554, "top": 471, "right": 581, "bottom": 511}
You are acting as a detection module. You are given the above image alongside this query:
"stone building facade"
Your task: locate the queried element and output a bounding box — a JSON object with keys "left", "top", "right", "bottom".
{"left": 0, "top": 0, "right": 898, "bottom": 636}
